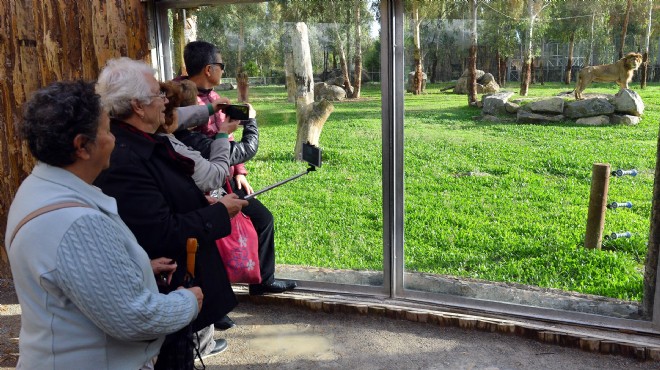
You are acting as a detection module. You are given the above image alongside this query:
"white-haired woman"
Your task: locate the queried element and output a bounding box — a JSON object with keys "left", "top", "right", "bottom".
{"left": 94, "top": 57, "right": 247, "bottom": 370}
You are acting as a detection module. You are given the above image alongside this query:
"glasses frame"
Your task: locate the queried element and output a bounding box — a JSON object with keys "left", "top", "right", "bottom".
{"left": 149, "top": 91, "right": 167, "bottom": 100}
{"left": 210, "top": 62, "right": 225, "bottom": 71}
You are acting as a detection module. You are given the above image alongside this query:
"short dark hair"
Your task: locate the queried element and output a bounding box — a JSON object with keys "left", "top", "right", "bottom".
{"left": 184, "top": 40, "right": 220, "bottom": 77}
{"left": 21, "top": 80, "right": 102, "bottom": 167}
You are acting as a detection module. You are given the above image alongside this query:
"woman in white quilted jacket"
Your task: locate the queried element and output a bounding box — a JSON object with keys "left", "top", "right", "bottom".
{"left": 4, "top": 80, "right": 203, "bottom": 370}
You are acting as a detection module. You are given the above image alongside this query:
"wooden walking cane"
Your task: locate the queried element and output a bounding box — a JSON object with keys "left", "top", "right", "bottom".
{"left": 185, "top": 238, "right": 198, "bottom": 287}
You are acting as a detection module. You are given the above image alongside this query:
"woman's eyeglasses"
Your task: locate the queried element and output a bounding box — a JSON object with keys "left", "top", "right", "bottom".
{"left": 150, "top": 91, "right": 167, "bottom": 100}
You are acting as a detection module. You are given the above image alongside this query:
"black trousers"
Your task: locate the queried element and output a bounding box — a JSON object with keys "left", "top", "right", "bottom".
{"left": 230, "top": 179, "right": 276, "bottom": 284}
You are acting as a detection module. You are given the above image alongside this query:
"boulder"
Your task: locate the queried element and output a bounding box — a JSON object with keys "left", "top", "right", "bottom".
{"left": 217, "top": 82, "right": 236, "bottom": 91}
{"left": 479, "top": 80, "right": 500, "bottom": 94}
{"left": 326, "top": 76, "right": 345, "bottom": 87}
{"left": 575, "top": 115, "right": 610, "bottom": 126}
{"left": 482, "top": 91, "right": 515, "bottom": 115}
{"left": 317, "top": 84, "right": 346, "bottom": 101}
{"left": 564, "top": 98, "right": 615, "bottom": 119}
{"left": 314, "top": 82, "right": 327, "bottom": 96}
{"left": 528, "top": 97, "right": 565, "bottom": 114}
{"left": 612, "top": 89, "right": 644, "bottom": 116}
{"left": 505, "top": 102, "right": 520, "bottom": 114}
{"left": 611, "top": 114, "right": 641, "bottom": 126}
{"left": 517, "top": 110, "right": 565, "bottom": 124}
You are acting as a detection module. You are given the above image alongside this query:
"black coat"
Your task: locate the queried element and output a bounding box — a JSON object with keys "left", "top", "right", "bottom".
{"left": 174, "top": 117, "right": 259, "bottom": 165}
{"left": 94, "top": 120, "right": 237, "bottom": 331}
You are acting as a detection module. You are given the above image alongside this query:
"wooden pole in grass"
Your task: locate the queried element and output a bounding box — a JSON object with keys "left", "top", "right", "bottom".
{"left": 584, "top": 163, "right": 610, "bottom": 249}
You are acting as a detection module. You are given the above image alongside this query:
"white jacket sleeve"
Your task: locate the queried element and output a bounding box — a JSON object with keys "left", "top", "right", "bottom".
{"left": 54, "top": 214, "right": 198, "bottom": 341}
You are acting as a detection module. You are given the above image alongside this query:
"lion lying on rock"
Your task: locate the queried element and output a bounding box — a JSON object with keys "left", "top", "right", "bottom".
{"left": 574, "top": 52, "right": 643, "bottom": 100}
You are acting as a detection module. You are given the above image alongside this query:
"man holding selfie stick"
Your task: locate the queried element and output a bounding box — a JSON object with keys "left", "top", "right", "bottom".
{"left": 182, "top": 41, "right": 297, "bottom": 326}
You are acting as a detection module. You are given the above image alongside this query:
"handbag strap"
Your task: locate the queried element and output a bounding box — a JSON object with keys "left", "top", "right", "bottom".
{"left": 225, "top": 178, "right": 233, "bottom": 194}
{"left": 9, "top": 202, "right": 91, "bottom": 246}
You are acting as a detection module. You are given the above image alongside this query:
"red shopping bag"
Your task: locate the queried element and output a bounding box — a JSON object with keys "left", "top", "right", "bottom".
{"left": 215, "top": 180, "right": 261, "bottom": 284}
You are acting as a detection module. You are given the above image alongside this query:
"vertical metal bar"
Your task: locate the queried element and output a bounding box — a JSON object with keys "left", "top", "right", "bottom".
{"left": 153, "top": 3, "right": 172, "bottom": 80}
{"left": 380, "top": 0, "right": 404, "bottom": 298}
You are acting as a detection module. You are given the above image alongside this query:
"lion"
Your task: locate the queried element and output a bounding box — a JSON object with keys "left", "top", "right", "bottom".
{"left": 574, "top": 52, "right": 643, "bottom": 100}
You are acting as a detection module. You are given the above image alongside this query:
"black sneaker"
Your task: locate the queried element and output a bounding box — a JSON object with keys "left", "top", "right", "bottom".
{"left": 214, "top": 315, "right": 236, "bottom": 331}
{"left": 249, "top": 279, "right": 297, "bottom": 295}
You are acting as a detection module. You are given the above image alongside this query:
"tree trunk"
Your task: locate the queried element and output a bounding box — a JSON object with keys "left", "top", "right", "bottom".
{"left": 642, "top": 119, "right": 660, "bottom": 318}
{"left": 350, "top": 0, "right": 362, "bottom": 98}
{"left": 620, "top": 0, "right": 633, "bottom": 59}
{"left": 332, "top": 22, "right": 354, "bottom": 97}
{"left": 172, "top": 10, "right": 186, "bottom": 76}
{"left": 0, "top": 0, "right": 150, "bottom": 278}
{"left": 283, "top": 24, "right": 296, "bottom": 103}
{"left": 564, "top": 32, "right": 575, "bottom": 84}
{"left": 291, "top": 22, "right": 334, "bottom": 160}
{"left": 641, "top": 0, "right": 653, "bottom": 88}
{"left": 412, "top": 3, "right": 423, "bottom": 95}
{"left": 173, "top": 8, "right": 197, "bottom": 76}
{"left": 520, "top": 0, "right": 534, "bottom": 96}
{"left": 236, "top": 23, "right": 249, "bottom": 102}
{"left": 467, "top": 0, "right": 478, "bottom": 106}
{"left": 236, "top": 70, "right": 249, "bottom": 102}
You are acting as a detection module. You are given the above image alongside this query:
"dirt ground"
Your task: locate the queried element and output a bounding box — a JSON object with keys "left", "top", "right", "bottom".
{"left": 1, "top": 281, "right": 659, "bottom": 369}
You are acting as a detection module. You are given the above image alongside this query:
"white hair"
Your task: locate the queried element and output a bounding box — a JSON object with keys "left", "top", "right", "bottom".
{"left": 96, "top": 57, "right": 156, "bottom": 119}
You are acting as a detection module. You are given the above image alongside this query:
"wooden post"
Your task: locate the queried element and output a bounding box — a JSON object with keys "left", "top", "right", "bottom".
{"left": 585, "top": 163, "right": 610, "bottom": 249}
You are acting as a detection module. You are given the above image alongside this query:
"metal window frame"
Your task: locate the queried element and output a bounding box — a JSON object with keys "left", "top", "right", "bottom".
{"left": 150, "top": 0, "right": 660, "bottom": 335}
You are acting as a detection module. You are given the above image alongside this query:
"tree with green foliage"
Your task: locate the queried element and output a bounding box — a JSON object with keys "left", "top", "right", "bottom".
{"left": 520, "top": 0, "right": 551, "bottom": 96}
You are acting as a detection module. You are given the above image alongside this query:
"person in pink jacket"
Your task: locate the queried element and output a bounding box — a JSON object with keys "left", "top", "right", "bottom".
{"left": 182, "top": 41, "right": 297, "bottom": 331}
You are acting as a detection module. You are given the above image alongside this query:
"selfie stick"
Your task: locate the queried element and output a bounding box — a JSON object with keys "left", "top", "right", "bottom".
{"left": 243, "top": 165, "right": 316, "bottom": 200}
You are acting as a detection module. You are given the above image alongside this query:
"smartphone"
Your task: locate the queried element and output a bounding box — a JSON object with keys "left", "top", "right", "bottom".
{"left": 222, "top": 104, "right": 250, "bottom": 120}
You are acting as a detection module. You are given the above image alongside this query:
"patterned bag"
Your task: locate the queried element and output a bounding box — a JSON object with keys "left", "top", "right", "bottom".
{"left": 215, "top": 180, "right": 261, "bottom": 284}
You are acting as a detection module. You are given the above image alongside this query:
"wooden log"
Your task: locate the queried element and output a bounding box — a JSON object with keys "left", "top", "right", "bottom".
{"left": 584, "top": 163, "right": 610, "bottom": 249}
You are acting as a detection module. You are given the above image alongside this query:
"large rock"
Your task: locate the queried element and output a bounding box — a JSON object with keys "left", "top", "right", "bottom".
{"left": 482, "top": 91, "right": 515, "bottom": 115}
{"left": 612, "top": 89, "right": 644, "bottom": 116}
{"left": 564, "top": 98, "right": 615, "bottom": 119}
{"left": 517, "top": 110, "right": 565, "bottom": 124}
{"left": 611, "top": 114, "right": 641, "bottom": 126}
{"left": 217, "top": 82, "right": 236, "bottom": 91}
{"left": 316, "top": 84, "right": 346, "bottom": 101}
{"left": 454, "top": 70, "right": 500, "bottom": 94}
{"left": 575, "top": 115, "right": 610, "bottom": 126}
{"left": 326, "top": 76, "right": 345, "bottom": 87}
{"left": 528, "top": 97, "right": 565, "bottom": 114}
{"left": 314, "top": 82, "right": 327, "bottom": 96}
{"left": 478, "top": 80, "right": 500, "bottom": 94}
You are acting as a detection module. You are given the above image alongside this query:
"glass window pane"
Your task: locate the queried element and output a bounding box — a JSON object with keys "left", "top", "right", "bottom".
{"left": 402, "top": 0, "right": 654, "bottom": 321}
{"left": 165, "top": 1, "right": 384, "bottom": 287}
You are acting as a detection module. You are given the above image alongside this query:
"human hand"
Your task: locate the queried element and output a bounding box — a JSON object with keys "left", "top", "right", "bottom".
{"left": 150, "top": 257, "right": 177, "bottom": 285}
{"left": 235, "top": 174, "right": 254, "bottom": 194}
{"left": 205, "top": 195, "right": 219, "bottom": 204}
{"left": 216, "top": 119, "right": 239, "bottom": 134}
{"left": 178, "top": 286, "right": 203, "bottom": 312}
{"left": 246, "top": 103, "right": 256, "bottom": 119}
{"left": 210, "top": 97, "right": 231, "bottom": 113}
{"left": 218, "top": 193, "right": 248, "bottom": 218}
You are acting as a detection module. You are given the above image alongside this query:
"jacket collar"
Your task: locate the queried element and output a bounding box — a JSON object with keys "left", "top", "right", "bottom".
{"left": 31, "top": 162, "right": 118, "bottom": 215}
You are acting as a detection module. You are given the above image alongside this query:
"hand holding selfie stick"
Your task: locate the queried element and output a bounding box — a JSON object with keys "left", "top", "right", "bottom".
{"left": 243, "top": 143, "right": 321, "bottom": 200}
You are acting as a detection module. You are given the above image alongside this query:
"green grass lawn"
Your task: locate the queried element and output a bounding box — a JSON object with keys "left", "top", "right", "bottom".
{"left": 222, "top": 81, "right": 659, "bottom": 301}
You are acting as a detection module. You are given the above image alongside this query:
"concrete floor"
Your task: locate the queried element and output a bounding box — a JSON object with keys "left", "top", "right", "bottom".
{"left": 2, "top": 281, "right": 660, "bottom": 369}
{"left": 201, "top": 296, "right": 659, "bottom": 369}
